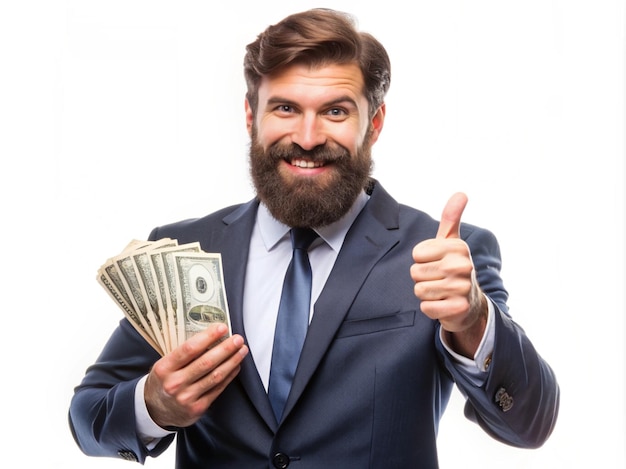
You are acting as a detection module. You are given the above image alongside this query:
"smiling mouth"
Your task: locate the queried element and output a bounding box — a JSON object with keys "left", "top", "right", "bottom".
{"left": 289, "top": 158, "right": 326, "bottom": 168}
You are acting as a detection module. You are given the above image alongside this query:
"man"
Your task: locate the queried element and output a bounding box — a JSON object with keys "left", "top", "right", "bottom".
{"left": 69, "top": 8, "right": 559, "bottom": 468}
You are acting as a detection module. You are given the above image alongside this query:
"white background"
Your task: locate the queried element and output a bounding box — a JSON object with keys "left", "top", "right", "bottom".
{"left": 0, "top": 1, "right": 623, "bottom": 468}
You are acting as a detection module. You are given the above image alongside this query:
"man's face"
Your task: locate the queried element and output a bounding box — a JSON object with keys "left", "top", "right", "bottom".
{"left": 246, "top": 62, "right": 385, "bottom": 228}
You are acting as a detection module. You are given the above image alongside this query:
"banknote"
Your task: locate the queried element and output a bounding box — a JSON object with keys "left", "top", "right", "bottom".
{"left": 171, "top": 252, "right": 232, "bottom": 344}
{"left": 131, "top": 238, "right": 178, "bottom": 353}
{"left": 96, "top": 239, "right": 230, "bottom": 355}
{"left": 96, "top": 264, "right": 162, "bottom": 353}
{"left": 113, "top": 249, "right": 167, "bottom": 354}
{"left": 151, "top": 242, "right": 201, "bottom": 347}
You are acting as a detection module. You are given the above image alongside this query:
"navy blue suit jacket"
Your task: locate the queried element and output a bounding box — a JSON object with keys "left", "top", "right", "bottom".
{"left": 69, "top": 180, "right": 559, "bottom": 468}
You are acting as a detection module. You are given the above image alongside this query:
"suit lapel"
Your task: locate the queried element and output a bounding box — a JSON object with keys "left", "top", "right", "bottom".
{"left": 283, "top": 181, "right": 401, "bottom": 420}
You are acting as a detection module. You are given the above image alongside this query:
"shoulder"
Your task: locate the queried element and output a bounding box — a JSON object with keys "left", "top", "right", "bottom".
{"left": 368, "top": 180, "right": 500, "bottom": 247}
{"left": 147, "top": 199, "right": 259, "bottom": 244}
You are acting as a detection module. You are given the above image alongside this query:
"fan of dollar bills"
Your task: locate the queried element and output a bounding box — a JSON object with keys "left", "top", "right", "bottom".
{"left": 97, "top": 238, "right": 232, "bottom": 356}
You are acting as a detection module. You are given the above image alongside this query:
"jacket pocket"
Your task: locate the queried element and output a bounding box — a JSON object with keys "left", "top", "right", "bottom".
{"left": 336, "top": 310, "right": 416, "bottom": 338}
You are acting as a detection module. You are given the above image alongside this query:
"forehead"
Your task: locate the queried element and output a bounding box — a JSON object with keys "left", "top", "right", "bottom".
{"left": 258, "top": 62, "right": 366, "bottom": 105}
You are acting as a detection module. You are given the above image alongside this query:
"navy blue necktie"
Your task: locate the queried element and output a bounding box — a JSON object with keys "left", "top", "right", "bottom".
{"left": 268, "top": 228, "right": 318, "bottom": 421}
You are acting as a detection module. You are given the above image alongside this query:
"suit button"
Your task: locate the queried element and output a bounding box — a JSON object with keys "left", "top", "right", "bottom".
{"left": 494, "top": 386, "right": 514, "bottom": 412}
{"left": 117, "top": 449, "right": 138, "bottom": 461}
{"left": 272, "top": 452, "right": 290, "bottom": 468}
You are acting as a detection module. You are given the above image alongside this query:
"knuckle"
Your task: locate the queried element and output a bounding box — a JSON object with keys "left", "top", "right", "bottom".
{"left": 162, "top": 376, "right": 184, "bottom": 396}
{"left": 179, "top": 340, "right": 197, "bottom": 357}
{"left": 175, "top": 390, "right": 192, "bottom": 407}
{"left": 460, "top": 257, "right": 473, "bottom": 273}
{"left": 210, "top": 368, "right": 226, "bottom": 384}
{"left": 451, "top": 297, "right": 470, "bottom": 316}
{"left": 188, "top": 401, "right": 207, "bottom": 419}
{"left": 196, "top": 352, "right": 218, "bottom": 372}
{"left": 151, "top": 360, "right": 168, "bottom": 378}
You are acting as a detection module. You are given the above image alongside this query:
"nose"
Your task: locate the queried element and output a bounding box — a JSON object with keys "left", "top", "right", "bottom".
{"left": 292, "top": 113, "right": 327, "bottom": 150}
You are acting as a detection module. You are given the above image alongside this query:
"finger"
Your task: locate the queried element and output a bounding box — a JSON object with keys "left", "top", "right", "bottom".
{"left": 193, "top": 365, "right": 244, "bottom": 419}
{"left": 194, "top": 341, "right": 248, "bottom": 395}
{"left": 410, "top": 254, "right": 444, "bottom": 281}
{"left": 168, "top": 323, "right": 230, "bottom": 369}
{"left": 187, "top": 333, "right": 247, "bottom": 383}
{"left": 436, "top": 192, "right": 468, "bottom": 239}
{"left": 419, "top": 296, "right": 470, "bottom": 321}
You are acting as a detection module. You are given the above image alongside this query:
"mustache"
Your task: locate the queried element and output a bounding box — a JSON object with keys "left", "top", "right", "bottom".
{"left": 267, "top": 143, "right": 350, "bottom": 162}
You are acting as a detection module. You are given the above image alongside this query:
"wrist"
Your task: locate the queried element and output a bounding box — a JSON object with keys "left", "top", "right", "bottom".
{"left": 444, "top": 293, "right": 488, "bottom": 358}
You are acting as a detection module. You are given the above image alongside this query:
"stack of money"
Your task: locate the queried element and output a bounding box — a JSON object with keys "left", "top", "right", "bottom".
{"left": 97, "top": 238, "right": 232, "bottom": 356}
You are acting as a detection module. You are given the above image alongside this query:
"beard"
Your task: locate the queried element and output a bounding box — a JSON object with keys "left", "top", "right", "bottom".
{"left": 248, "top": 129, "right": 374, "bottom": 228}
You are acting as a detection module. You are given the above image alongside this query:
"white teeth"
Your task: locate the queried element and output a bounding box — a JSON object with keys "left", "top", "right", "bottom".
{"left": 291, "top": 159, "right": 323, "bottom": 168}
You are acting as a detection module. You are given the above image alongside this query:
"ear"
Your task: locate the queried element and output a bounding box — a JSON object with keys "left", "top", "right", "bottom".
{"left": 245, "top": 98, "right": 254, "bottom": 136}
{"left": 368, "top": 103, "right": 386, "bottom": 145}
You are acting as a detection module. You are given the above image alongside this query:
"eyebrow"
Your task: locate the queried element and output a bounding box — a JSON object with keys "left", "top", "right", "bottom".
{"left": 266, "top": 95, "right": 360, "bottom": 110}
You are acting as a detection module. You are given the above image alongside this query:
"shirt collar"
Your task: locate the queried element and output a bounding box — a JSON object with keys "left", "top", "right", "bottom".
{"left": 257, "top": 191, "right": 370, "bottom": 253}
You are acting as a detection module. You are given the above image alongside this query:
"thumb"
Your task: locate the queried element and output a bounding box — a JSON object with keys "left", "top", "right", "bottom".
{"left": 436, "top": 192, "right": 468, "bottom": 239}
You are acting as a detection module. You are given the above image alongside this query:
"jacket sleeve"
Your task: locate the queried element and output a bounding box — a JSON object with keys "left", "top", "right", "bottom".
{"left": 68, "top": 318, "right": 175, "bottom": 463}
{"left": 436, "top": 225, "right": 560, "bottom": 448}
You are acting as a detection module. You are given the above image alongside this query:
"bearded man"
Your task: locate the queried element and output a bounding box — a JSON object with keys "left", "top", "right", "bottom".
{"left": 69, "top": 8, "right": 559, "bottom": 468}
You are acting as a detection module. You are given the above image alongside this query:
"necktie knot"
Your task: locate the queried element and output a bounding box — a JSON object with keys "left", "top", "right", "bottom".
{"left": 290, "top": 228, "right": 318, "bottom": 251}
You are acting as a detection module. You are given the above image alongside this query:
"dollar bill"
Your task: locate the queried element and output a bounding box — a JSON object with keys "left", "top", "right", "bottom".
{"left": 131, "top": 238, "right": 178, "bottom": 353}
{"left": 155, "top": 243, "right": 202, "bottom": 347}
{"left": 96, "top": 263, "right": 162, "bottom": 353}
{"left": 171, "top": 252, "right": 232, "bottom": 344}
{"left": 113, "top": 249, "right": 168, "bottom": 354}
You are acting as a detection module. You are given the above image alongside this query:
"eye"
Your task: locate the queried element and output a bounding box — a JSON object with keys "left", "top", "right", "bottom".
{"left": 324, "top": 108, "right": 350, "bottom": 121}
{"left": 276, "top": 105, "right": 295, "bottom": 114}
{"left": 326, "top": 108, "right": 347, "bottom": 116}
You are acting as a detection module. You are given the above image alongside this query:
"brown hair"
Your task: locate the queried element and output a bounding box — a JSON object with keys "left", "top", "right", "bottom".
{"left": 243, "top": 8, "right": 391, "bottom": 119}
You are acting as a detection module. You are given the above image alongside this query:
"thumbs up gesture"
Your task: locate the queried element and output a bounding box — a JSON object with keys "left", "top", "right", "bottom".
{"left": 410, "top": 193, "right": 487, "bottom": 356}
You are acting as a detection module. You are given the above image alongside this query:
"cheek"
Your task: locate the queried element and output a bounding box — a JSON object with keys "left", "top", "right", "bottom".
{"left": 256, "top": 120, "right": 291, "bottom": 149}
{"left": 330, "top": 127, "right": 364, "bottom": 155}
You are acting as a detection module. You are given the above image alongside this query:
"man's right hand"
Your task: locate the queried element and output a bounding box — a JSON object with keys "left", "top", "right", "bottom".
{"left": 144, "top": 323, "right": 248, "bottom": 428}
